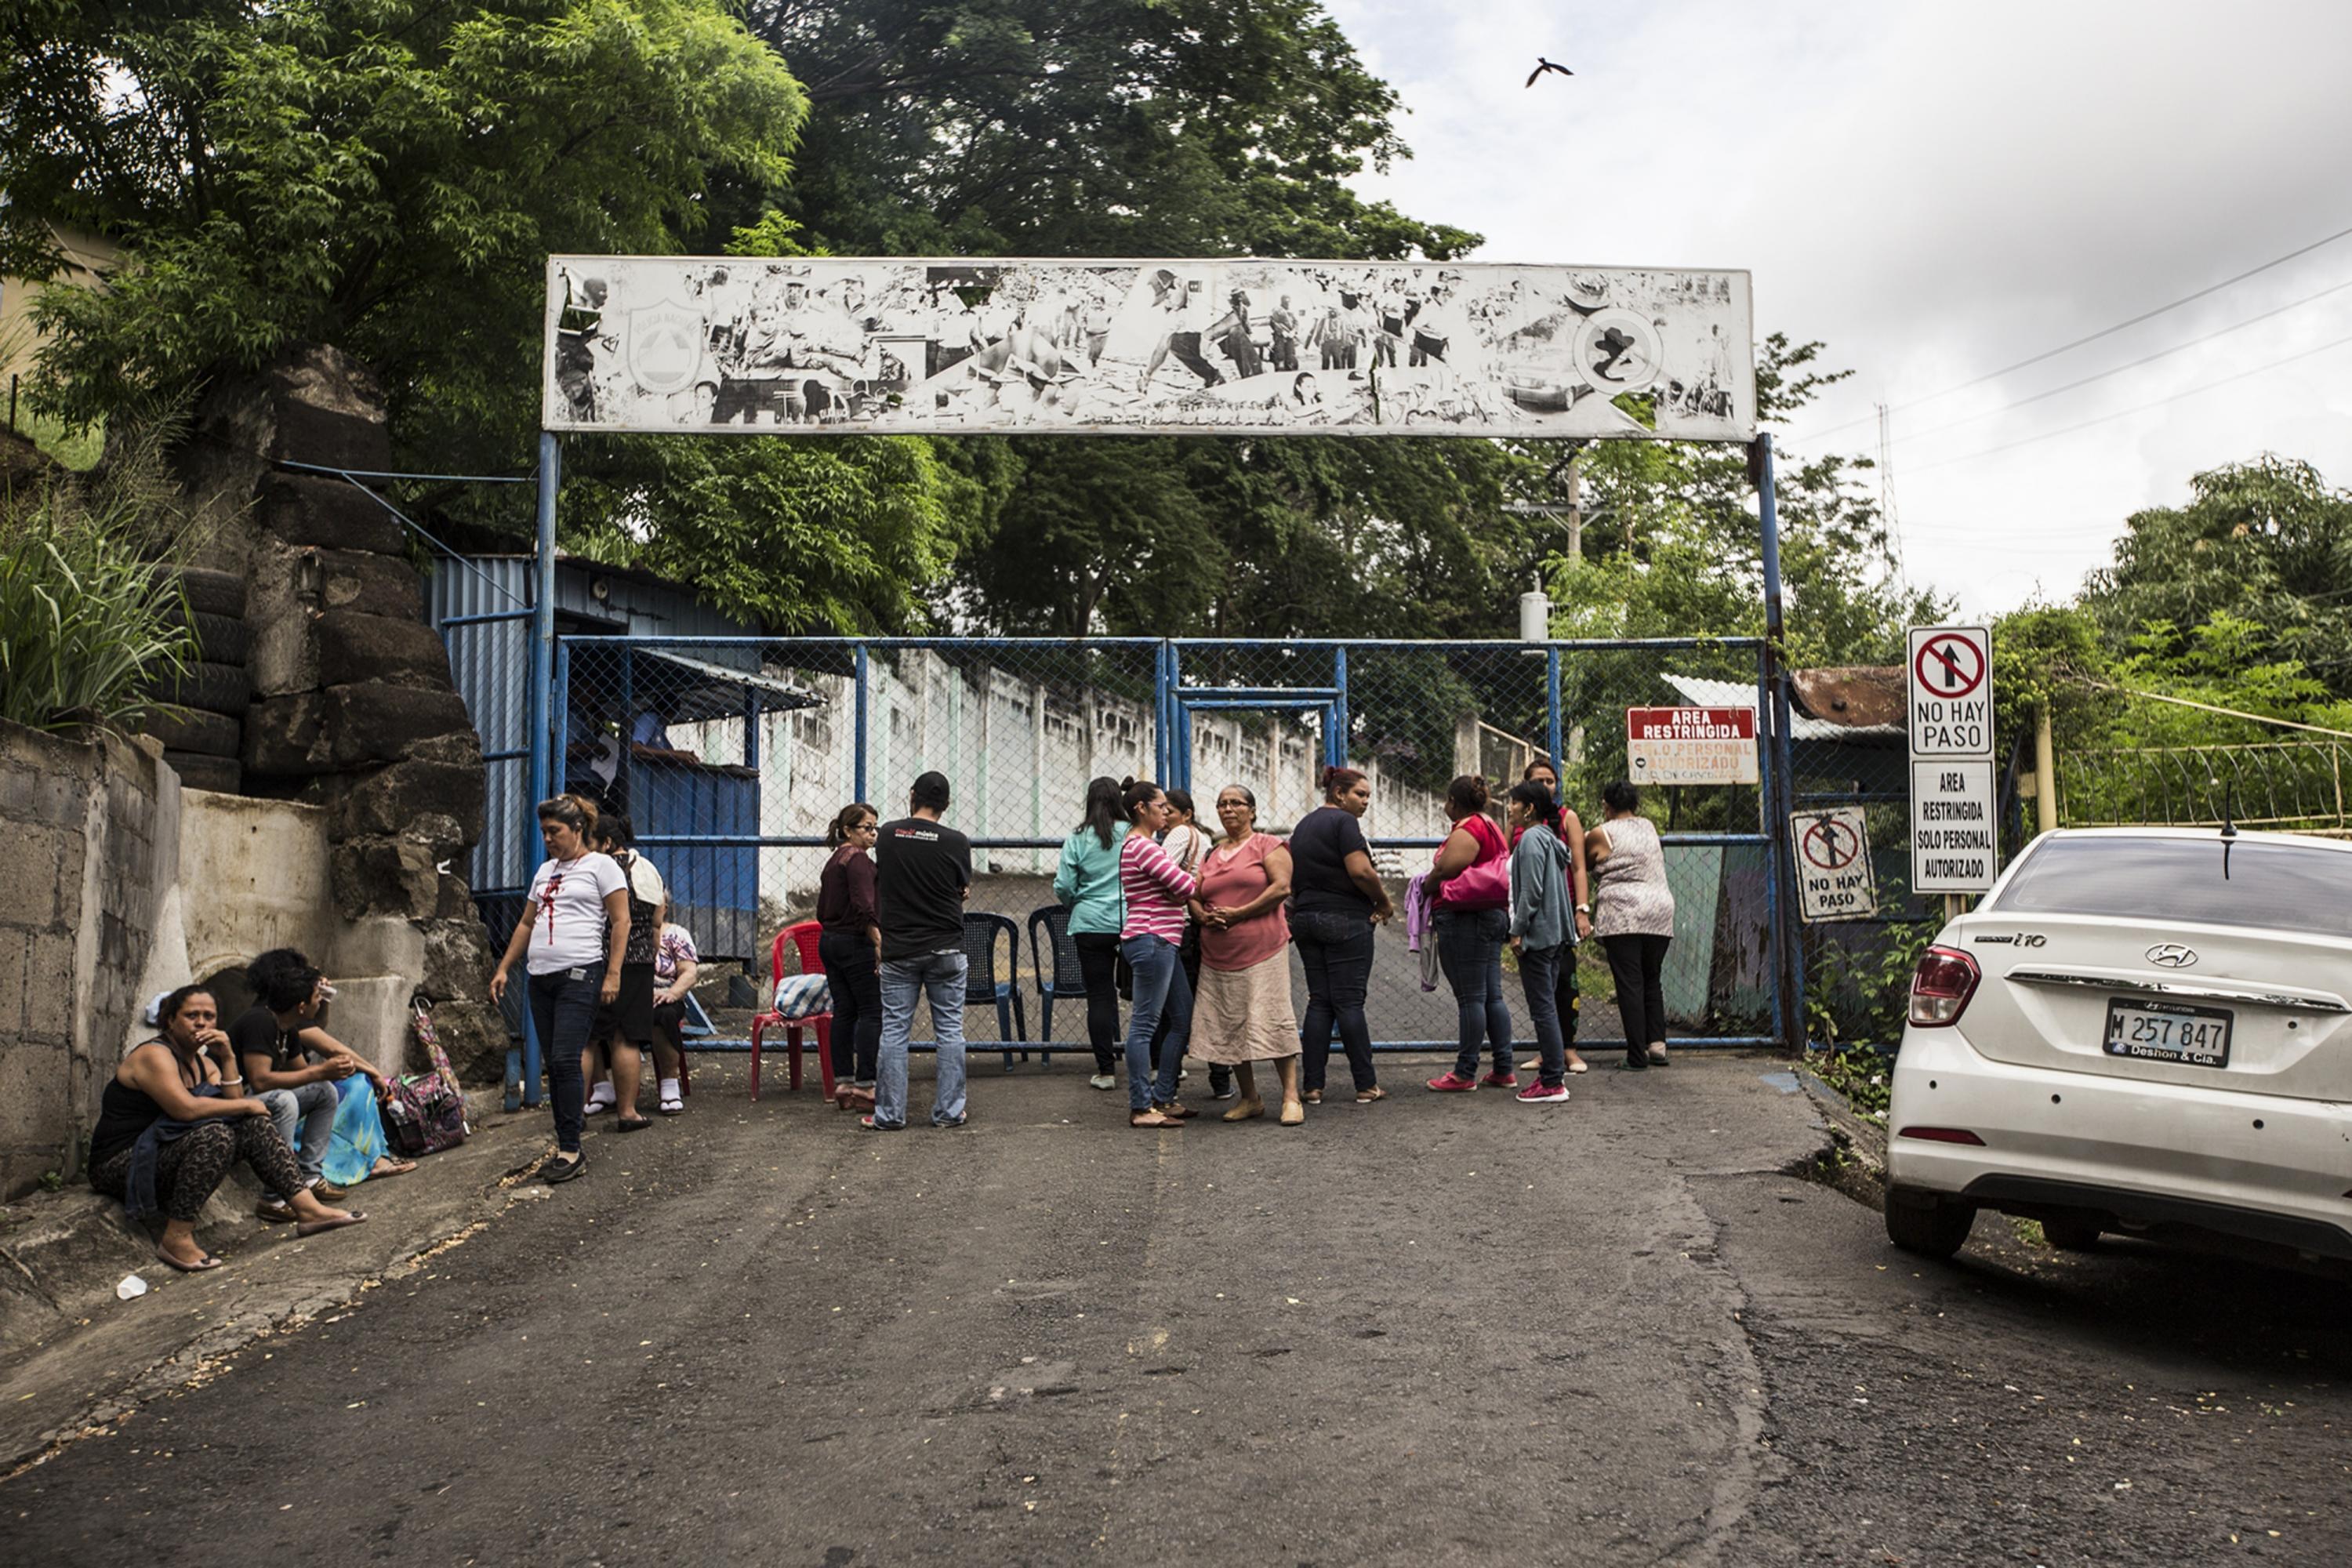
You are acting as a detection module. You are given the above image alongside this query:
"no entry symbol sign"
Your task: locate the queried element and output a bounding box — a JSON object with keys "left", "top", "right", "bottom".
{"left": 1913, "top": 632, "right": 1985, "bottom": 699}
{"left": 1801, "top": 815, "right": 1861, "bottom": 873}
{"left": 1906, "top": 624, "right": 1994, "bottom": 760}
{"left": 1789, "top": 804, "right": 1877, "bottom": 924}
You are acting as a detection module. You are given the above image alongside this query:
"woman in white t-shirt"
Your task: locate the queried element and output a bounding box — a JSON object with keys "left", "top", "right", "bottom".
{"left": 490, "top": 795, "right": 630, "bottom": 1183}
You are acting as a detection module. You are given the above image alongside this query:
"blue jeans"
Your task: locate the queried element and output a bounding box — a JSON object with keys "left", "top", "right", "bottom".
{"left": 1434, "top": 905, "right": 1512, "bottom": 1077}
{"left": 1517, "top": 942, "right": 1570, "bottom": 1087}
{"left": 875, "top": 950, "right": 969, "bottom": 1127}
{"left": 1294, "top": 908, "right": 1377, "bottom": 1093}
{"left": 261, "top": 1079, "right": 339, "bottom": 1199}
{"left": 528, "top": 969, "right": 601, "bottom": 1152}
{"left": 1120, "top": 935, "right": 1191, "bottom": 1112}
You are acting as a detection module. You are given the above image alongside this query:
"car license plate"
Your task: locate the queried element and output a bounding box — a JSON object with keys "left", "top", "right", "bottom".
{"left": 2103, "top": 998, "right": 2232, "bottom": 1067}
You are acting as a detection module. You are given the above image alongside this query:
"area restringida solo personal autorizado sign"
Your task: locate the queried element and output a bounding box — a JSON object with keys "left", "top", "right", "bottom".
{"left": 1625, "top": 705, "right": 1759, "bottom": 786}
{"left": 539, "top": 256, "right": 1757, "bottom": 441}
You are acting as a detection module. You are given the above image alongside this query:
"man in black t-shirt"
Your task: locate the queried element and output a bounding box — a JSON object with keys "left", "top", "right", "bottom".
{"left": 868, "top": 771, "right": 975, "bottom": 1131}
{"left": 230, "top": 948, "right": 400, "bottom": 1218}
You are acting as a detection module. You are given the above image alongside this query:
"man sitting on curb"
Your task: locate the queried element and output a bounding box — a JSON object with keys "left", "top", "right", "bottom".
{"left": 229, "top": 949, "right": 413, "bottom": 1221}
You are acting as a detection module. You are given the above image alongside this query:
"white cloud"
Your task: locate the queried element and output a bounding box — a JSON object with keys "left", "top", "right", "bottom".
{"left": 1327, "top": 0, "right": 2352, "bottom": 615}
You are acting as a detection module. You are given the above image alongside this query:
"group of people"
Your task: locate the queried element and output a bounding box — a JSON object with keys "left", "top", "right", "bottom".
{"left": 87, "top": 948, "right": 416, "bottom": 1272}
{"left": 800, "top": 759, "right": 1679, "bottom": 1134}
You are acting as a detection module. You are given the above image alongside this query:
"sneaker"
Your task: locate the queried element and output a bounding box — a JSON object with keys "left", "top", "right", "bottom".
{"left": 256, "top": 1199, "right": 298, "bottom": 1224}
{"left": 859, "top": 1115, "right": 906, "bottom": 1132}
{"left": 1479, "top": 1070, "right": 1519, "bottom": 1089}
{"left": 1210, "top": 1083, "right": 1238, "bottom": 1102}
{"left": 1515, "top": 1081, "right": 1572, "bottom": 1104}
{"left": 309, "top": 1178, "right": 350, "bottom": 1203}
{"left": 1088, "top": 1073, "right": 1118, "bottom": 1091}
{"left": 1425, "top": 1070, "right": 1479, "bottom": 1092}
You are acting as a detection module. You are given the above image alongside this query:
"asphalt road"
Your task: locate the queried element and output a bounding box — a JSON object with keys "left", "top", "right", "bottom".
{"left": 2, "top": 1057, "right": 2344, "bottom": 1566}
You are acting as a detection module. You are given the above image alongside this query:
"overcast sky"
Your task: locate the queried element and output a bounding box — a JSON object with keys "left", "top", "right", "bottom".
{"left": 1326, "top": 0, "right": 2352, "bottom": 615}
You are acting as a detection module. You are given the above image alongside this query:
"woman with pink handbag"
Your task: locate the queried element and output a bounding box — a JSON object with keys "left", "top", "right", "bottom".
{"left": 1423, "top": 775, "right": 1517, "bottom": 1093}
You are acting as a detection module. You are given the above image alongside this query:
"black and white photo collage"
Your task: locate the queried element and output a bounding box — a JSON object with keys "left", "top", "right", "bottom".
{"left": 543, "top": 256, "right": 1754, "bottom": 441}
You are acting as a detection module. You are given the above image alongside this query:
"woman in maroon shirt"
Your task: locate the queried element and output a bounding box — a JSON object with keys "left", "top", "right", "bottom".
{"left": 817, "top": 802, "right": 882, "bottom": 1110}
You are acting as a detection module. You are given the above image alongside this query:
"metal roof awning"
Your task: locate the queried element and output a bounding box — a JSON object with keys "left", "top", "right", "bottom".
{"left": 624, "top": 647, "right": 828, "bottom": 725}
{"left": 1664, "top": 673, "right": 1901, "bottom": 742}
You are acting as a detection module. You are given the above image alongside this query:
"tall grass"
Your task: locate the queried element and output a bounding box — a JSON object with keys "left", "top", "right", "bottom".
{"left": 0, "top": 425, "right": 212, "bottom": 735}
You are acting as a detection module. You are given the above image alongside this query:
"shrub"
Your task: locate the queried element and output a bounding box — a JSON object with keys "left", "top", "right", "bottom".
{"left": 0, "top": 430, "right": 209, "bottom": 735}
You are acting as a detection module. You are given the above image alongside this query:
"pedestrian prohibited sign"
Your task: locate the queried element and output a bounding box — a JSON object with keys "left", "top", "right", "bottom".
{"left": 1907, "top": 625, "right": 1994, "bottom": 758}
{"left": 1789, "top": 805, "right": 1878, "bottom": 923}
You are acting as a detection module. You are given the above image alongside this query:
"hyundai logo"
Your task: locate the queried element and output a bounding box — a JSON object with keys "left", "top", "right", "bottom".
{"left": 2145, "top": 943, "right": 2198, "bottom": 968}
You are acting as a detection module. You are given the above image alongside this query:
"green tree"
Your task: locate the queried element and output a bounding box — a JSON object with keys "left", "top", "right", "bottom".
{"left": 2084, "top": 455, "right": 2352, "bottom": 701}
{"left": 5, "top": 0, "right": 971, "bottom": 632}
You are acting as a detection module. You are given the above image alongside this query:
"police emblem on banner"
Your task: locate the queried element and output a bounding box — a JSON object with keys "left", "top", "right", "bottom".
{"left": 625, "top": 300, "right": 706, "bottom": 396}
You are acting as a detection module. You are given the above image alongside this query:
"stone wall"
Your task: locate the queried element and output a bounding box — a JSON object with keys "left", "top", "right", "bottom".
{"left": 0, "top": 724, "right": 175, "bottom": 1198}
{"left": 178, "top": 347, "right": 506, "bottom": 1080}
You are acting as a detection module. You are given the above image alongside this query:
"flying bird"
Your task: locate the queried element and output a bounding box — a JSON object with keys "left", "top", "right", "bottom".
{"left": 1525, "top": 56, "right": 1574, "bottom": 87}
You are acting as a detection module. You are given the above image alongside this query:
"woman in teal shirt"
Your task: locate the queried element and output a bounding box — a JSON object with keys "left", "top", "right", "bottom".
{"left": 1053, "top": 776, "right": 1129, "bottom": 1090}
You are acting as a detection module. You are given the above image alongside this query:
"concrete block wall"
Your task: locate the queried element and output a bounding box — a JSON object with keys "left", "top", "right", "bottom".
{"left": 0, "top": 724, "right": 173, "bottom": 1197}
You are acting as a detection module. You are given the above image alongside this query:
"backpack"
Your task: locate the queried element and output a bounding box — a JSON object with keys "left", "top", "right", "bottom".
{"left": 380, "top": 994, "right": 470, "bottom": 1157}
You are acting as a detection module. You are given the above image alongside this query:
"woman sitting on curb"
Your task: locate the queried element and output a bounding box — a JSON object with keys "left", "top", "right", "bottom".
{"left": 89, "top": 985, "right": 365, "bottom": 1272}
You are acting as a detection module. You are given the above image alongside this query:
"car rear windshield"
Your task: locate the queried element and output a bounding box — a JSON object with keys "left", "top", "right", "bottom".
{"left": 1993, "top": 837, "right": 2352, "bottom": 938}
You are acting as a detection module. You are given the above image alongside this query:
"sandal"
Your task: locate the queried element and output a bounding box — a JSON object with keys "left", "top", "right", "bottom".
{"left": 659, "top": 1095, "right": 686, "bottom": 1115}
{"left": 1130, "top": 1110, "right": 1182, "bottom": 1128}
{"left": 370, "top": 1156, "right": 419, "bottom": 1178}
{"left": 154, "top": 1243, "right": 220, "bottom": 1273}
{"left": 1155, "top": 1101, "right": 1197, "bottom": 1120}
{"left": 296, "top": 1210, "right": 368, "bottom": 1236}
{"left": 1354, "top": 1086, "right": 1387, "bottom": 1104}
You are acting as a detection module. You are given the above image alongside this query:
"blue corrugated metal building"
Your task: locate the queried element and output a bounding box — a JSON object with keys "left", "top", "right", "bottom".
{"left": 430, "top": 555, "right": 811, "bottom": 964}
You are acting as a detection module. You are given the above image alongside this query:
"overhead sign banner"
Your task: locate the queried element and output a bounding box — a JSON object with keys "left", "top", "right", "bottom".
{"left": 1626, "top": 706, "right": 1759, "bottom": 786}
{"left": 1910, "top": 760, "right": 1998, "bottom": 893}
{"left": 1790, "top": 805, "right": 1879, "bottom": 924}
{"left": 543, "top": 256, "right": 1756, "bottom": 440}
{"left": 1907, "top": 625, "right": 1994, "bottom": 758}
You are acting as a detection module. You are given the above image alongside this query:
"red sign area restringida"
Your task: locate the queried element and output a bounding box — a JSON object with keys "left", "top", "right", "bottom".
{"left": 1625, "top": 706, "right": 1759, "bottom": 786}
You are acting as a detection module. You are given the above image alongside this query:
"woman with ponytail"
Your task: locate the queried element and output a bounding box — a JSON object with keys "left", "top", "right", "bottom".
{"left": 1053, "top": 776, "right": 1130, "bottom": 1089}
{"left": 816, "top": 802, "right": 883, "bottom": 1109}
{"left": 1504, "top": 780, "right": 1577, "bottom": 1103}
{"left": 1287, "top": 766, "right": 1394, "bottom": 1103}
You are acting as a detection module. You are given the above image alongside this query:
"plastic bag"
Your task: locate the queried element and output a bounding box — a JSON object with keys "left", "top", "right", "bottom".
{"left": 321, "top": 1073, "right": 390, "bottom": 1186}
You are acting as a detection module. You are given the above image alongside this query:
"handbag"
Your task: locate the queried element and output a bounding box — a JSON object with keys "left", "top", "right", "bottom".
{"left": 1436, "top": 819, "right": 1511, "bottom": 911}
{"left": 381, "top": 994, "right": 470, "bottom": 1157}
{"left": 774, "top": 972, "right": 833, "bottom": 1020}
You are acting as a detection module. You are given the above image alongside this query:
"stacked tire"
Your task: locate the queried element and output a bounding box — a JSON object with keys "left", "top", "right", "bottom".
{"left": 142, "top": 567, "right": 251, "bottom": 793}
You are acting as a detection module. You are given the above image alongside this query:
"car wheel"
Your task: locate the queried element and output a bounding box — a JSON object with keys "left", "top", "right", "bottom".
{"left": 158, "top": 565, "right": 247, "bottom": 619}
{"left": 1884, "top": 1188, "right": 1976, "bottom": 1259}
{"left": 140, "top": 707, "right": 241, "bottom": 757}
{"left": 2040, "top": 1214, "right": 2103, "bottom": 1252}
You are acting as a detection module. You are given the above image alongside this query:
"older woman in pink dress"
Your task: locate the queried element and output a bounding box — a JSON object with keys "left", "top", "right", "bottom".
{"left": 1188, "top": 786, "right": 1305, "bottom": 1125}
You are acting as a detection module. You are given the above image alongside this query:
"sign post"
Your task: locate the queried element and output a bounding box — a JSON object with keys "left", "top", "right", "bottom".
{"left": 1789, "top": 804, "right": 1878, "bottom": 923}
{"left": 1906, "top": 625, "right": 1996, "bottom": 908}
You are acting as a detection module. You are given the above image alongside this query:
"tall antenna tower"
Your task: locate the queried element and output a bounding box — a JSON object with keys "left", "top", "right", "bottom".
{"left": 1875, "top": 401, "right": 1907, "bottom": 587}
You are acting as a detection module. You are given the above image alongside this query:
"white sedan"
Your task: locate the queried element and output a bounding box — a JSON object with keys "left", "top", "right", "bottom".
{"left": 1883, "top": 826, "right": 2352, "bottom": 1269}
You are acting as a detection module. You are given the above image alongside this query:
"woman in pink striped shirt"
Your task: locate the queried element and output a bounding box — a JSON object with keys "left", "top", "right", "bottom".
{"left": 1117, "top": 779, "right": 1198, "bottom": 1127}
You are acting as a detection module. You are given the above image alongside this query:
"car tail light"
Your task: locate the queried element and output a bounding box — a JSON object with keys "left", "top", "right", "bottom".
{"left": 1896, "top": 1126, "right": 1987, "bottom": 1145}
{"left": 1908, "top": 946, "right": 1981, "bottom": 1026}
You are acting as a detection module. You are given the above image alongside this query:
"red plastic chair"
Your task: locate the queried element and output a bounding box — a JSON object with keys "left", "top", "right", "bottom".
{"left": 749, "top": 920, "right": 835, "bottom": 1101}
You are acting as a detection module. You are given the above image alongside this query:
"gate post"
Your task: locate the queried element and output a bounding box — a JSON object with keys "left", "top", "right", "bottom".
{"left": 514, "top": 430, "right": 561, "bottom": 1111}
{"left": 1545, "top": 645, "right": 1563, "bottom": 772}
{"left": 1330, "top": 645, "right": 1350, "bottom": 770}
{"left": 1755, "top": 434, "right": 1807, "bottom": 1051}
{"left": 852, "top": 641, "right": 869, "bottom": 802}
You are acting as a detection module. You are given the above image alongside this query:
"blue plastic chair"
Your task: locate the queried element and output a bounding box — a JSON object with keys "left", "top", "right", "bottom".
{"left": 1027, "top": 904, "right": 1084, "bottom": 1062}
{"left": 962, "top": 911, "right": 1031, "bottom": 1071}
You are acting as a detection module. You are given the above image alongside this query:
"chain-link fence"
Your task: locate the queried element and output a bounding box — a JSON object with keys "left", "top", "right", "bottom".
{"left": 531, "top": 633, "right": 1786, "bottom": 1054}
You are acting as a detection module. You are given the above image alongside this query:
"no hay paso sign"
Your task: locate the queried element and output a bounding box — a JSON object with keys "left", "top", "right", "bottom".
{"left": 541, "top": 256, "right": 1755, "bottom": 440}
{"left": 1907, "top": 624, "right": 1997, "bottom": 894}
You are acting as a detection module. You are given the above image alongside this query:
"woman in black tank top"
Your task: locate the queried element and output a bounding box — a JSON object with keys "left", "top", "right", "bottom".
{"left": 88, "top": 986, "right": 364, "bottom": 1271}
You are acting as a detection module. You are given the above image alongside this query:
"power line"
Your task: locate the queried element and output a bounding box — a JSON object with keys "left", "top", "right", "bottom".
{"left": 1793, "top": 218, "right": 2352, "bottom": 442}
{"left": 1904, "top": 330, "right": 2352, "bottom": 475}
{"left": 1884, "top": 274, "right": 2352, "bottom": 447}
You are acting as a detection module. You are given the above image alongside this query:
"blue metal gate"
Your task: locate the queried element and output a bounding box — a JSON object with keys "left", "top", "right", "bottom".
{"left": 494, "top": 632, "right": 1791, "bottom": 1085}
